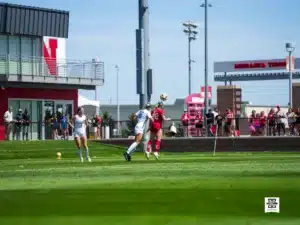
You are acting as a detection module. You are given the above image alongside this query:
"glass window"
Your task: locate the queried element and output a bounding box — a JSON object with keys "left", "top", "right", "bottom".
{"left": 32, "top": 37, "right": 42, "bottom": 76}
{"left": 0, "top": 35, "right": 7, "bottom": 75}
{"left": 21, "top": 37, "right": 33, "bottom": 75}
{"left": 8, "top": 36, "right": 21, "bottom": 74}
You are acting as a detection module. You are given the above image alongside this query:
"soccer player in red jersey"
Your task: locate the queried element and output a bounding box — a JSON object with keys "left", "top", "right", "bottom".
{"left": 146, "top": 101, "right": 171, "bottom": 160}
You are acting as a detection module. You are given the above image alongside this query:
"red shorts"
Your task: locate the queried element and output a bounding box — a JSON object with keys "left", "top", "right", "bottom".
{"left": 151, "top": 123, "right": 162, "bottom": 133}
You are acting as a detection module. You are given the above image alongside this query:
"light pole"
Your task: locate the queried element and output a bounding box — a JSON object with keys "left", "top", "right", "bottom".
{"left": 286, "top": 42, "right": 295, "bottom": 108}
{"left": 200, "top": 0, "right": 212, "bottom": 136}
{"left": 115, "top": 65, "right": 120, "bottom": 134}
{"left": 183, "top": 21, "right": 198, "bottom": 95}
{"left": 92, "top": 57, "right": 100, "bottom": 115}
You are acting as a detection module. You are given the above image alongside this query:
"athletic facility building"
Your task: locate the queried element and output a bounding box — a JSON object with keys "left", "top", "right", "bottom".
{"left": 0, "top": 3, "right": 104, "bottom": 140}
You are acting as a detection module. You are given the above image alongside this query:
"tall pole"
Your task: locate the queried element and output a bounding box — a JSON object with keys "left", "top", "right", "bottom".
{"left": 288, "top": 51, "right": 293, "bottom": 108}
{"left": 188, "top": 36, "right": 192, "bottom": 95}
{"left": 183, "top": 21, "right": 198, "bottom": 96}
{"left": 116, "top": 65, "right": 120, "bottom": 134}
{"left": 201, "top": 1, "right": 211, "bottom": 136}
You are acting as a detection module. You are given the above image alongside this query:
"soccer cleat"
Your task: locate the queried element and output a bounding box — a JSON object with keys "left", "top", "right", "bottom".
{"left": 86, "top": 156, "right": 92, "bottom": 162}
{"left": 80, "top": 156, "right": 84, "bottom": 163}
{"left": 145, "top": 151, "right": 150, "bottom": 160}
{"left": 153, "top": 151, "right": 159, "bottom": 160}
{"left": 124, "top": 152, "right": 131, "bottom": 161}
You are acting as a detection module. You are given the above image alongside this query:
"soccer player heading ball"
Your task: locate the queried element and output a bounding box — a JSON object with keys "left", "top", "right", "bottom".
{"left": 146, "top": 101, "right": 171, "bottom": 160}
{"left": 124, "top": 103, "right": 154, "bottom": 161}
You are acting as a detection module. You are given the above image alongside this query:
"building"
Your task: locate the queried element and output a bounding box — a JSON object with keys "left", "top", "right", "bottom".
{"left": 0, "top": 3, "right": 104, "bottom": 140}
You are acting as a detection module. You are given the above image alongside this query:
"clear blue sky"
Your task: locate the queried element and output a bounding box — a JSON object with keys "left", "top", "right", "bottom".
{"left": 6, "top": 0, "right": 300, "bottom": 106}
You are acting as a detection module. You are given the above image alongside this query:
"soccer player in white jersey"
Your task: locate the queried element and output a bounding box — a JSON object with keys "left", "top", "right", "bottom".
{"left": 69, "top": 107, "right": 92, "bottom": 162}
{"left": 124, "top": 103, "right": 153, "bottom": 161}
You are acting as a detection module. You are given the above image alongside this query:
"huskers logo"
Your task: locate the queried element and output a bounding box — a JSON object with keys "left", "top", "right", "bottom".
{"left": 43, "top": 38, "right": 58, "bottom": 76}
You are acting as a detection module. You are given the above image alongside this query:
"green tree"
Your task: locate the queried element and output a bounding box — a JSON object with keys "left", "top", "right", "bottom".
{"left": 101, "top": 111, "right": 115, "bottom": 137}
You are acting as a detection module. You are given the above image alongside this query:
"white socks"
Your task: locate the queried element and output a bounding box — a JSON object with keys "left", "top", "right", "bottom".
{"left": 127, "top": 142, "right": 138, "bottom": 155}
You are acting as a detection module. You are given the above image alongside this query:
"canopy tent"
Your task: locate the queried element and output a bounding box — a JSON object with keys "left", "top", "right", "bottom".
{"left": 78, "top": 95, "right": 100, "bottom": 107}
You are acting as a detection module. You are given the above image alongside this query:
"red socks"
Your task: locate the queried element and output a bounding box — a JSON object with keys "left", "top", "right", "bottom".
{"left": 155, "top": 140, "right": 161, "bottom": 152}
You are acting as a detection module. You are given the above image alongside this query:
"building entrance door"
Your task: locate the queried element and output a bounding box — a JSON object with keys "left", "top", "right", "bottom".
{"left": 44, "top": 101, "right": 54, "bottom": 140}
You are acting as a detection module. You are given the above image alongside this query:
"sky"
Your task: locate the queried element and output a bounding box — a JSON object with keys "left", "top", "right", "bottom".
{"left": 5, "top": 0, "right": 300, "bottom": 106}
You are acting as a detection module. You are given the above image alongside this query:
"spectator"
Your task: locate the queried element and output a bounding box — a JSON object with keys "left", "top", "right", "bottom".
{"left": 195, "top": 113, "right": 203, "bottom": 137}
{"left": 3, "top": 107, "right": 13, "bottom": 140}
{"left": 287, "top": 108, "right": 296, "bottom": 135}
{"left": 259, "top": 111, "right": 267, "bottom": 136}
{"left": 50, "top": 113, "right": 59, "bottom": 140}
{"left": 224, "top": 108, "right": 234, "bottom": 137}
{"left": 267, "top": 108, "right": 276, "bottom": 136}
{"left": 169, "top": 122, "right": 177, "bottom": 138}
{"left": 22, "top": 108, "right": 31, "bottom": 141}
{"left": 15, "top": 109, "right": 23, "bottom": 140}
{"left": 275, "top": 105, "right": 286, "bottom": 136}
{"left": 214, "top": 109, "right": 223, "bottom": 136}
{"left": 295, "top": 108, "right": 300, "bottom": 135}
{"left": 248, "top": 110, "right": 256, "bottom": 136}
{"left": 181, "top": 110, "right": 190, "bottom": 137}
{"left": 60, "top": 114, "right": 69, "bottom": 140}
{"left": 206, "top": 109, "right": 215, "bottom": 136}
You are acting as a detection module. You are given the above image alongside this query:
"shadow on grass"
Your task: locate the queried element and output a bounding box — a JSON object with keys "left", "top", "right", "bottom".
{"left": 0, "top": 187, "right": 299, "bottom": 217}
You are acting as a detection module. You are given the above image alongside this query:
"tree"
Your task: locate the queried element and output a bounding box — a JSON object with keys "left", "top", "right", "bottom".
{"left": 101, "top": 111, "right": 115, "bottom": 137}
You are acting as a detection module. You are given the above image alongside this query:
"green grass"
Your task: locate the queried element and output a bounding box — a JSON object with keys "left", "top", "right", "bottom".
{"left": 0, "top": 140, "right": 300, "bottom": 225}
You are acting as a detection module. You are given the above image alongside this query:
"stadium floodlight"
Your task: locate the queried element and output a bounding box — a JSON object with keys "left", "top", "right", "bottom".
{"left": 182, "top": 21, "right": 199, "bottom": 95}
{"left": 200, "top": 0, "right": 213, "bottom": 136}
{"left": 285, "top": 42, "right": 296, "bottom": 108}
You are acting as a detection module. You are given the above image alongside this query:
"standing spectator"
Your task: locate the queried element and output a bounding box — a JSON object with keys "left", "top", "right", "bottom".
{"left": 205, "top": 109, "right": 214, "bottom": 136}
{"left": 169, "top": 122, "right": 177, "bottom": 138}
{"left": 15, "top": 109, "right": 23, "bottom": 140}
{"left": 267, "top": 108, "right": 276, "bottom": 136}
{"left": 287, "top": 108, "right": 296, "bottom": 135}
{"left": 3, "top": 107, "right": 13, "bottom": 140}
{"left": 248, "top": 110, "right": 257, "bottom": 136}
{"left": 259, "top": 111, "right": 267, "bottom": 136}
{"left": 60, "top": 114, "right": 69, "bottom": 140}
{"left": 224, "top": 108, "right": 234, "bottom": 137}
{"left": 22, "top": 108, "right": 31, "bottom": 141}
{"left": 50, "top": 113, "right": 59, "bottom": 140}
{"left": 215, "top": 109, "right": 223, "bottom": 136}
{"left": 195, "top": 113, "right": 203, "bottom": 137}
{"left": 294, "top": 108, "right": 300, "bottom": 135}
{"left": 181, "top": 110, "right": 190, "bottom": 137}
{"left": 275, "top": 105, "right": 286, "bottom": 136}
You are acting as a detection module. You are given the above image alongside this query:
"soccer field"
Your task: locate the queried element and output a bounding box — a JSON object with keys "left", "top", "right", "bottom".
{"left": 0, "top": 141, "right": 299, "bottom": 225}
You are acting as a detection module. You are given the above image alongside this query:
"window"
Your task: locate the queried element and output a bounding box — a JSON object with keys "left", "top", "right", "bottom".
{"left": 21, "top": 37, "right": 33, "bottom": 75}
{"left": 0, "top": 35, "right": 7, "bottom": 74}
{"left": 8, "top": 36, "right": 21, "bottom": 74}
{"left": 32, "top": 37, "right": 42, "bottom": 75}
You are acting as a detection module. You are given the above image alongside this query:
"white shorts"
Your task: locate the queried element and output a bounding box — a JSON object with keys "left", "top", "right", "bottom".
{"left": 134, "top": 126, "right": 144, "bottom": 135}
{"left": 74, "top": 131, "right": 86, "bottom": 138}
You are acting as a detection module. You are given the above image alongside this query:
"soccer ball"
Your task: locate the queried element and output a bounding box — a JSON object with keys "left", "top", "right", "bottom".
{"left": 56, "top": 152, "right": 62, "bottom": 160}
{"left": 160, "top": 93, "right": 168, "bottom": 101}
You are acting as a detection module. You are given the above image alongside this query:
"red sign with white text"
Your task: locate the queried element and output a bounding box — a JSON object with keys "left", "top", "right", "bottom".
{"left": 234, "top": 61, "right": 286, "bottom": 70}
{"left": 43, "top": 38, "right": 58, "bottom": 76}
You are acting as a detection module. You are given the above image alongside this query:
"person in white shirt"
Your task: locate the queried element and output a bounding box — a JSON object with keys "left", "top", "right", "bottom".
{"left": 3, "top": 107, "right": 13, "bottom": 140}
{"left": 124, "top": 103, "right": 153, "bottom": 161}
{"left": 275, "top": 105, "right": 286, "bottom": 136}
{"left": 69, "top": 107, "right": 91, "bottom": 162}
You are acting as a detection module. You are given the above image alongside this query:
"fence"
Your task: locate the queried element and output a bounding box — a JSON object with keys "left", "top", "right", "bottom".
{"left": 1, "top": 116, "right": 294, "bottom": 141}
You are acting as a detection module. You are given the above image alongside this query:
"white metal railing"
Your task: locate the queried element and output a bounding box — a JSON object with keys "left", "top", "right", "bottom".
{"left": 0, "top": 54, "right": 104, "bottom": 81}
